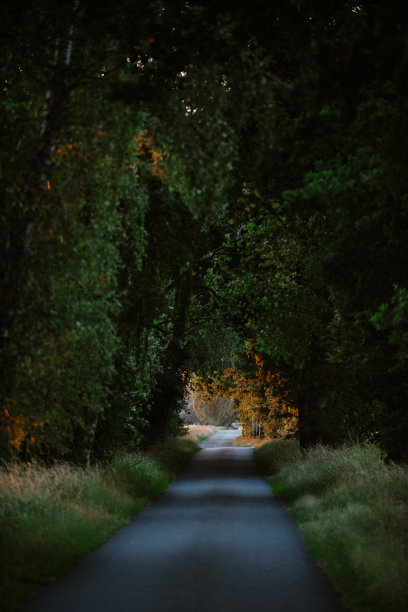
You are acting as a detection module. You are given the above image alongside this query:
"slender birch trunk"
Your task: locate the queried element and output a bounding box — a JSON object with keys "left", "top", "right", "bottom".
{"left": 83, "top": 416, "right": 99, "bottom": 467}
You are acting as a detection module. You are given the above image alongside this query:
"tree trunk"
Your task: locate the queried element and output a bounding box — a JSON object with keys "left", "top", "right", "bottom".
{"left": 83, "top": 416, "right": 99, "bottom": 467}
{"left": 146, "top": 270, "right": 192, "bottom": 442}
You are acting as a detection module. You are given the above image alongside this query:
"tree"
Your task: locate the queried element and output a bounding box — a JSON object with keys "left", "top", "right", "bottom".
{"left": 2, "top": 1, "right": 408, "bottom": 462}
{"left": 192, "top": 346, "right": 297, "bottom": 439}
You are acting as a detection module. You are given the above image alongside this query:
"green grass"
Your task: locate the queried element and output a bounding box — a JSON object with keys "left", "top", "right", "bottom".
{"left": 0, "top": 438, "right": 198, "bottom": 612}
{"left": 254, "top": 440, "right": 408, "bottom": 612}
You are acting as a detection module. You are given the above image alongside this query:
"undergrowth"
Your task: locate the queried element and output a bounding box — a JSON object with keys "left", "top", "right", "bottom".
{"left": 0, "top": 437, "right": 197, "bottom": 612}
{"left": 254, "top": 440, "right": 408, "bottom": 612}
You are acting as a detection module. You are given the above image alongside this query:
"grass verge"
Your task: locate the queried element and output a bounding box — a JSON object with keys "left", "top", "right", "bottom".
{"left": 233, "top": 435, "right": 272, "bottom": 447}
{"left": 0, "top": 437, "right": 198, "bottom": 612}
{"left": 183, "top": 424, "right": 220, "bottom": 443}
{"left": 254, "top": 440, "right": 408, "bottom": 612}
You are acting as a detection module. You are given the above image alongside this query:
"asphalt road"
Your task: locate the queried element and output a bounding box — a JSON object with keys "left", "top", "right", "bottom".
{"left": 24, "top": 430, "right": 346, "bottom": 612}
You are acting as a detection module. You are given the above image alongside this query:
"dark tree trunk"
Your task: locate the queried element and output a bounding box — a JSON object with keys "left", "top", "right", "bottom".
{"left": 145, "top": 270, "right": 192, "bottom": 442}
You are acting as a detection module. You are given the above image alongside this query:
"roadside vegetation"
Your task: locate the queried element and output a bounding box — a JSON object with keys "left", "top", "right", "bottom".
{"left": 2, "top": 4, "right": 408, "bottom": 608}
{"left": 255, "top": 440, "right": 408, "bottom": 611}
{"left": 0, "top": 438, "right": 198, "bottom": 612}
{"left": 233, "top": 435, "right": 271, "bottom": 447}
{"left": 183, "top": 424, "right": 221, "bottom": 443}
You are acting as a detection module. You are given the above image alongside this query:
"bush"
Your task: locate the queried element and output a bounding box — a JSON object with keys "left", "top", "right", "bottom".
{"left": 192, "top": 394, "right": 236, "bottom": 426}
{"left": 254, "top": 438, "right": 301, "bottom": 473}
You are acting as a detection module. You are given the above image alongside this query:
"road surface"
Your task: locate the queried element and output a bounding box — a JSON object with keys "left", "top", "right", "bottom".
{"left": 24, "top": 429, "right": 346, "bottom": 611}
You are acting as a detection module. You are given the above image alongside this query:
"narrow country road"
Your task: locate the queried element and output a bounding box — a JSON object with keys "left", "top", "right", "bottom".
{"left": 24, "top": 430, "right": 346, "bottom": 612}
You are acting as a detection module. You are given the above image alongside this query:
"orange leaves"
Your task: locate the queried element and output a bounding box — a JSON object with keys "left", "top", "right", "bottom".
{"left": 55, "top": 142, "right": 74, "bottom": 157}
{"left": 192, "top": 346, "right": 298, "bottom": 439}
{"left": 2, "top": 403, "right": 26, "bottom": 449}
{"left": 124, "top": 161, "right": 139, "bottom": 177}
{"left": 134, "top": 129, "right": 166, "bottom": 177}
{"left": 2, "top": 399, "right": 40, "bottom": 453}
{"left": 36, "top": 222, "right": 55, "bottom": 239}
{"left": 135, "top": 130, "right": 151, "bottom": 155}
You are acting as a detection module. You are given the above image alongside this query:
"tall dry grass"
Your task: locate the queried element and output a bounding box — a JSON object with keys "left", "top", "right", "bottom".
{"left": 183, "top": 424, "right": 220, "bottom": 442}
{"left": 0, "top": 438, "right": 197, "bottom": 612}
{"left": 255, "top": 441, "right": 408, "bottom": 612}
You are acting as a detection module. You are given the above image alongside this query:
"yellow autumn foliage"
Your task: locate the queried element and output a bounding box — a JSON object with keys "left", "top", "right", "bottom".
{"left": 191, "top": 347, "right": 298, "bottom": 439}
{"left": 134, "top": 129, "right": 166, "bottom": 177}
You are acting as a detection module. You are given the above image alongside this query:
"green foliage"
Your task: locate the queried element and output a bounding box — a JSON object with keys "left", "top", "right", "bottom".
{"left": 254, "top": 439, "right": 301, "bottom": 474}
{"left": 371, "top": 285, "right": 408, "bottom": 369}
{"left": 2, "top": 86, "right": 146, "bottom": 458}
{"left": 2, "top": 1, "right": 408, "bottom": 461}
{"left": 187, "top": 325, "right": 242, "bottom": 378}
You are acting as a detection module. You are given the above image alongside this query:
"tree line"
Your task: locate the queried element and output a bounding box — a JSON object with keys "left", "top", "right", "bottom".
{"left": 1, "top": 0, "right": 408, "bottom": 463}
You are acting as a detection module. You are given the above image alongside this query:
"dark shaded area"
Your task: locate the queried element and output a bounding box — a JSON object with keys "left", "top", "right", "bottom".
{"left": 1, "top": 1, "right": 408, "bottom": 462}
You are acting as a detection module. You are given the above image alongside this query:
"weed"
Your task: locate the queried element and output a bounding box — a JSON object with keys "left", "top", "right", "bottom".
{"left": 254, "top": 438, "right": 301, "bottom": 472}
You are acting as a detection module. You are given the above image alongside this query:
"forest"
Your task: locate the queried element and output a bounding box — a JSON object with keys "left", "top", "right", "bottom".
{"left": 1, "top": 0, "right": 408, "bottom": 464}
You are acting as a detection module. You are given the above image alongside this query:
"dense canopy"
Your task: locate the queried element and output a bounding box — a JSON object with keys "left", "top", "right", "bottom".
{"left": 1, "top": 0, "right": 408, "bottom": 462}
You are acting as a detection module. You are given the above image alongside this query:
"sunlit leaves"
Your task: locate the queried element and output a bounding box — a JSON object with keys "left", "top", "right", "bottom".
{"left": 192, "top": 346, "right": 298, "bottom": 439}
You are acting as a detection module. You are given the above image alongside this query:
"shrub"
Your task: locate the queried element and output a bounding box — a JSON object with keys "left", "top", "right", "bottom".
{"left": 192, "top": 394, "right": 236, "bottom": 426}
{"left": 254, "top": 438, "right": 301, "bottom": 473}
